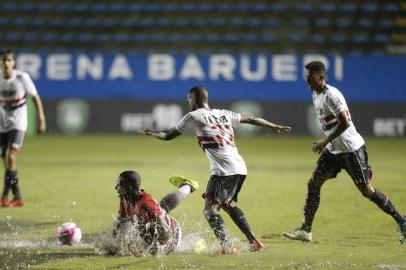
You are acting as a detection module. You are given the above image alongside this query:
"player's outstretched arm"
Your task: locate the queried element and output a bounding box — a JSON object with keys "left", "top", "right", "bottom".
{"left": 140, "top": 127, "right": 182, "bottom": 141}
{"left": 240, "top": 116, "right": 292, "bottom": 133}
{"left": 32, "top": 95, "right": 46, "bottom": 134}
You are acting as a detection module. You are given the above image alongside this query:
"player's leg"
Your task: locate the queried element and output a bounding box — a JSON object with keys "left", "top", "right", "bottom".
{"left": 1, "top": 132, "right": 11, "bottom": 206}
{"left": 4, "top": 130, "right": 25, "bottom": 207}
{"left": 159, "top": 175, "right": 199, "bottom": 213}
{"left": 221, "top": 175, "right": 264, "bottom": 251}
{"left": 345, "top": 146, "right": 406, "bottom": 243}
{"left": 284, "top": 150, "right": 339, "bottom": 241}
{"left": 203, "top": 175, "right": 237, "bottom": 254}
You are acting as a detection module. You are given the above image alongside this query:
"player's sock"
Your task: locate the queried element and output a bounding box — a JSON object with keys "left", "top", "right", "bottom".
{"left": 370, "top": 189, "right": 404, "bottom": 224}
{"left": 224, "top": 206, "right": 256, "bottom": 242}
{"left": 159, "top": 185, "right": 191, "bottom": 213}
{"left": 8, "top": 170, "right": 21, "bottom": 200}
{"left": 207, "top": 214, "right": 229, "bottom": 243}
{"left": 2, "top": 170, "right": 12, "bottom": 198}
{"left": 301, "top": 181, "right": 321, "bottom": 233}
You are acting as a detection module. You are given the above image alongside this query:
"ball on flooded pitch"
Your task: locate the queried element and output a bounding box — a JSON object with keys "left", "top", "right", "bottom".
{"left": 193, "top": 238, "right": 207, "bottom": 254}
{"left": 56, "top": 222, "right": 82, "bottom": 246}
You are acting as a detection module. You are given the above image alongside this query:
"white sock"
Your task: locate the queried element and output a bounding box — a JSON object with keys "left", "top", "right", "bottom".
{"left": 178, "top": 185, "right": 191, "bottom": 197}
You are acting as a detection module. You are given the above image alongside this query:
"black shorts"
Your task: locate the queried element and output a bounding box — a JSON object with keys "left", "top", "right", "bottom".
{"left": 0, "top": 130, "right": 25, "bottom": 157}
{"left": 205, "top": 174, "right": 246, "bottom": 205}
{"left": 314, "top": 145, "right": 372, "bottom": 186}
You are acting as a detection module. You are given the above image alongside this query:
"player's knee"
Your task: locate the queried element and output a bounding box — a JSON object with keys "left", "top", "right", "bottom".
{"left": 5, "top": 152, "right": 17, "bottom": 167}
{"left": 203, "top": 209, "right": 214, "bottom": 220}
{"left": 358, "top": 185, "right": 374, "bottom": 199}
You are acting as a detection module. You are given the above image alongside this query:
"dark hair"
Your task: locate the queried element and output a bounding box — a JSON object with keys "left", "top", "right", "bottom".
{"left": 189, "top": 86, "right": 208, "bottom": 103}
{"left": 117, "top": 170, "right": 142, "bottom": 192}
{"left": 0, "top": 49, "right": 15, "bottom": 60}
{"left": 305, "top": 61, "right": 326, "bottom": 73}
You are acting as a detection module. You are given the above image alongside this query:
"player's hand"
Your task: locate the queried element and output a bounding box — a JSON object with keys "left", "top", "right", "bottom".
{"left": 139, "top": 129, "right": 155, "bottom": 136}
{"left": 37, "top": 119, "right": 46, "bottom": 134}
{"left": 312, "top": 138, "right": 328, "bottom": 154}
{"left": 272, "top": 125, "right": 292, "bottom": 133}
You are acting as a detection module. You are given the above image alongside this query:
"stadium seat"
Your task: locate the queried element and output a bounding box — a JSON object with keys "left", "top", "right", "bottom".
{"left": 352, "top": 33, "right": 370, "bottom": 44}
{"left": 13, "top": 18, "right": 30, "bottom": 27}
{"left": 269, "top": 2, "right": 287, "bottom": 13}
{"left": 162, "top": 3, "right": 179, "bottom": 12}
{"left": 217, "top": 3, "right": 232, "bottom": 12}
{"left": 314, "top": 18, "right": 331, "bottom": 28}
{"left": 1, "top": 2, "right": 17, "bottom": 11}
{"left": 310, "top": 34, "right": 325, "bottom": 44}
{"left": 37, "top": 2, "right": 53, "bottom": 12}
{"left": 5, "top": 33, "right": 22, "bottom": 42}
{"left": 330, "top": 33, "right": 347, "bottom": 43}
{"left": 241, "top": 34, "right": 257, "bottom": 43}
{"left": 223, "top": 34, "right": 239, "bottom": 43}
{"left": 361, "top": 3, "right": 379, "bottom": 13}
{"left": 339, "top": 3, "right": 357, "bottom": 13}
{"left": 260, "top": 33, "right": 275, "bottom": 43}
{"left": 61, "top": 33, "right": 76, "bottom": 42}
{"left": 247, "top": 18, "right": 261, "bottom": 27}
{"left": 378, "top": 18, "right": 395, "bottom": 28}
{"left": 383, "top": 3, "right": 399, "bottom": 12}
{"left": 23, "top": 32, "right": 40, "bottom": 42}
{"left": 296, "top": 3, "right": 314, "bottom": 13}
{"left": 0, "top": 17, "right": 8, "bottom": 26}
{"left": 264, "top": 18, "right": 281, "bottom": 28}
{"left": 89, "top": 3, "right": 109, "bottom": 13}
{"left": 336, "top": 17, "right": 352, "bottom": 28}
{"left": 253, "top": 3, "right": 268, "bottom": 12}
{"left": 20, "top": 2, "right": 35, "bottom": 12}
{"left": 234, "top": 2, "right": 249, "bottom": 12}
{"left": 373, "top": 33, "right": 390, "bottom": 43}
{"left": 319, "top": 3, "right": 336, "bottom": 13}
{"left": 72, "top": 3, "right": 88, "bottom": 12}
{"left": 288, "top": 33, "right": 305, "bottom": 44}
{"left": 132, "top": 34, "right": 148, "bottom": 42}
{"left": 358, "top": 18, "right": 374, "bottom": 28}
{"left": 292, "top": 18, "right": 310, "bottom": 28}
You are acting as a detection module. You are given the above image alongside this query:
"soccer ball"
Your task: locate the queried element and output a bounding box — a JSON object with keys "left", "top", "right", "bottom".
{"left": 193, "top": 238, "right": 207, "bottom": 253}
{"left": 56, "top": 222, "right": 82, "bottom": 246}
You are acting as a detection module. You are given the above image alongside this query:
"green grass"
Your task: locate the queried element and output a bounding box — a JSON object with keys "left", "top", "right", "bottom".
{"left": 0, "top": 135, "right": 405, "bottom": 269}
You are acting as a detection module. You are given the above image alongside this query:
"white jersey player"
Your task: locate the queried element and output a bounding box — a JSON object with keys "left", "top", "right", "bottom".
{"left": 284, "top": 61, "right": 406, "bottom": 245}
{"left": 142, "top": 86, "right": 291, "bottom": 254}
{"left": 0, "top": 50, "right": 46, "bottom": 208}
{"left": 175, "top": 108, "right": 247, "bottom": 176}
{"left": 312, "top": 83, "right": 364, "bottom": 154}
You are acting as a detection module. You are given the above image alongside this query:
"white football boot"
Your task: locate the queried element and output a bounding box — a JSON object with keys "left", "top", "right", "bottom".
{"left": 283, "top": 228, "right": 312, "bottom": 242}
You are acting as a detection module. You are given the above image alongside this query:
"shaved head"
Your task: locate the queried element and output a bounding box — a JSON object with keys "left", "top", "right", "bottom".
{"left": 188, "top": 86, "right": 209, "bottom": 111}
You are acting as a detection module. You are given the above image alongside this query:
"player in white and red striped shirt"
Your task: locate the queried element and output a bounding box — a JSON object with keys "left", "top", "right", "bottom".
{"left": 283, "top": 61, "right": 406, "bottom": 244}
{"left": 0, "top": 49, "right": 46, "bottom": 207}
{"left": 142, "top": 86, "right": 291, "bottom": 254}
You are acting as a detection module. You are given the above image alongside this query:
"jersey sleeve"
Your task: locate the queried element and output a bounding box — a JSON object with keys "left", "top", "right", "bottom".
{"left": 326, "top": 91, "right": 346, "bottom": 116}
{"left": 21, "top": 72, "right": 38, "bottom": 97}
{"left": 175, "top": 112, "right": 197, "bottom": 134}
{"left": 224, "top": 110, "right": 241, "bottom": 127}
{"left": 142, "top": 195, "right": 163, "bottom": 217}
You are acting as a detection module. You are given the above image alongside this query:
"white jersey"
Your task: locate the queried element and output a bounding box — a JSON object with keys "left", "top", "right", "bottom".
{"left": 0, "top": 70, "right": 38, "bottom": 132}
{"left": 313, "top": 84, "right": 364, "bottom": 154}
{"left": 175, "top": 108, "right": 247, "bottom": 176}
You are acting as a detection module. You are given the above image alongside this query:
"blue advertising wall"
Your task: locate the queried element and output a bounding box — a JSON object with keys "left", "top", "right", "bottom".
{"left": 16, "top": 53, "right": 406, "bottom": 102}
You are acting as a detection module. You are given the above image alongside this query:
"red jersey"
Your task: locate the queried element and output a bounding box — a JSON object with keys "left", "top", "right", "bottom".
{"left": 118, "top": 191, "right": 179, "bottom": 251}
